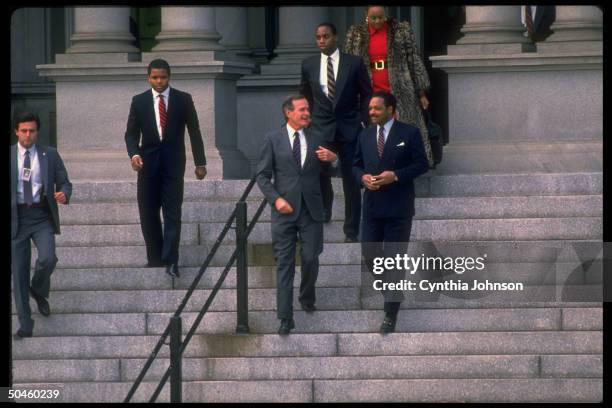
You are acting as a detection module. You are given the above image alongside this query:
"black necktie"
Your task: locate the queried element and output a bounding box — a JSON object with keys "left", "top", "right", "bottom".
{"left": 327, "top": 56, "right": 335, "bottom": 101}
{"left": 23, "top": 150, "right": 33, "bottom": 205}
{"left": 292, "top": 132, "right": 301, "bottom": 167}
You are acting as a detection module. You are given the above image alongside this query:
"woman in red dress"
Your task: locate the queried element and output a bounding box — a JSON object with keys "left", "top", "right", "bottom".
{"left": 345, "top": 6, "right": 434, "bottom": 167}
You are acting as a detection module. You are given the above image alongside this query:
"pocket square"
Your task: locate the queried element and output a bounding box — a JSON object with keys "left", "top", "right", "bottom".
{"left": 396, "top": 142, "right": 405, "bottom": 147}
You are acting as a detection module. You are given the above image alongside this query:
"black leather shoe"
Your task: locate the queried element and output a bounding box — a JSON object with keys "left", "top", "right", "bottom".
{"left": 15, "top": 329, "right": 33, "bottom": 339}
{"left": 345, "top": 235, "right": 358, "bottom": 243}
{"left": 29, "top": 288, "right": 50, "bottom": 317}
{"left": 300, "top": 302, "right": 316, "bottom": 313}
{"left": 165, "top": 263, "right": 180, "bottom": 278}
{"left": 380, "top": 315, "right": 397, "bottom": 334}
{"left": 278, "top": 319, "right": 295, "bottom": 335}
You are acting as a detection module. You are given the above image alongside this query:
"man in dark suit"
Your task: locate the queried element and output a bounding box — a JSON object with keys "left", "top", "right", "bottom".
{"left": 125, "top": 59, "right": 207, "bottom": 279}
{"left": 11, "top": 112, "right": 72, "bottom": 338}
{"left": 257, "top": 95, "right": 338, "bottom": 335}
{"left": 523, "top": 5, "right": 556, "bottom": 42}
{"left": 353, "top": 91, "right": 429, "bottom": 334}
{"left": 300, "top": 22, "right": 372, "bottom": 242}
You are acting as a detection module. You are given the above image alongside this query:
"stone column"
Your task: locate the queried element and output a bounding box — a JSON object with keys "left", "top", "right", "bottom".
{"left": 142, "top": 6, "right": 255, "bottom": 179}
{"left": 153, "top": 6, "right": 223, "bottom": 52}
{"left": 537, "top": 6, "right": 602, "bottom": 53}
{"left": 272, "top": 6, "right": 331, "bottom": 64}
{"left": 216, "top": 7, "right": 253, "bottom": 60}
{"left": 449, "top": 6, "right": 534, "bottom": 55}
{"left": 66, "top": 7, "right": 139, "bottom": 55}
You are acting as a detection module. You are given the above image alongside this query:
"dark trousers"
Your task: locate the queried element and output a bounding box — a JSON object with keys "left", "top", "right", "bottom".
{"left": 320, "top": 138, "right": 361, "bottom": 238}
{"left": 137, "top": 171, "right": 184, "bottom": 265}
{"left": 11, "top": 207, "right": 58, "bottom": 332}
{"left": 271, "top": 199, "right": 323, "bottom": 320}
{"left": 361, "top": 215, "right": 413, "bottom": 317}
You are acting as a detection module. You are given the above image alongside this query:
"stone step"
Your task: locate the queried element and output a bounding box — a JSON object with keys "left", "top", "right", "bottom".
{"left": 11, "top": 331, "right": 602, "bottom": 360}
{"left": 11, "top": 286, "right": 602, "bottom": 315}
{"left": 17, "top": 354, "right": 602, "bottom": 383}
{"left": 59, "top": 195, "right": 603, "bottom": 225}
{"left": 12, "top": 308, "right": 602, "bottom": 337}
{"left": 67, "top": 172, "right": 603, "bottom": 203}
{"left": 54, "top": 217, "right": 603, "bottom": 246}
{"left": 10, "top": 288, "right": 361, "bottom": 314}
{"left": 10, "top": 378, "right": 602, "bottom": 402}
{"left": 45, "top": 240, "right": 602, "bottom": 269}
{"left": 45, "top": 260, "right": 602, "bottom": 292}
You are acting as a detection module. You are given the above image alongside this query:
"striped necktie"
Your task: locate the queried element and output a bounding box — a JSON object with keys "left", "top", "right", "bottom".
{"left": 158, "top": 94, "right": 167, "bottom": 138}
{"left": 327, "top": 56, "right": 335, "bottom": 101}
{"left": 377, "top": 126, "right": 385, "bottom": 159}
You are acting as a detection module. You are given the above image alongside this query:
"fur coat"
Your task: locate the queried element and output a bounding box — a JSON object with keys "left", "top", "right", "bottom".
{"left": 344, "top": 18, "right": 434, "bottom": 167}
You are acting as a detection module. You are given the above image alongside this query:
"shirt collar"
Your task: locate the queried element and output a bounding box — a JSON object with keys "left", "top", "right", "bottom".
{"left": 18, "top": 142, "right": 37, "bottom": 157}
{"left": 152, "top": 86, "right": 171, "bottom": 99}
{"left": 321, "top": 48, "right": 340, "bottom": 62}
{"left": 286, "top": 123, "right": 304, "bottom": 138}
{"left": 378, "top": 118, "right": 395, "bottom": 136}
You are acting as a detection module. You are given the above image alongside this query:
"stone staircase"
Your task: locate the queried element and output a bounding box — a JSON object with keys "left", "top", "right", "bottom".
{"left": 11, "top": 172, "right": 603, "bottom": 402}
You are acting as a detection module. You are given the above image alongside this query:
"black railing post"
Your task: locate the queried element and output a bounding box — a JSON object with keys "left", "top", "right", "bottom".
{"left": 169, "top": 316, "right": 182, "bottom": 403}
{"left": 235, "top": 201, "right": 250, "bottom": 334}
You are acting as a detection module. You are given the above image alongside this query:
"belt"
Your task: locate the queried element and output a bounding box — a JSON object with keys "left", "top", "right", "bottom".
{"left": 18, "top": 201, "right": 48, "bottom": 210}
{"left": 371, "top": 60, "right": 387, "bottom": 70}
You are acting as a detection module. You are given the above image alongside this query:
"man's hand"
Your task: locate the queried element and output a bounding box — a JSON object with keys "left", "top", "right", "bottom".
{"left": 362, "top": 174, "right": 380, "bottom": 191}
{"left": 316, "top": 146, "right": 337, "bottom": 162}
{"left": 274, "top": 197, "right": 294, "bottom": 214}
{"left": 131, "top": 155, "right": 143, "bottom": 171}
{"left": 371, "top": 171, "right": 397, "bottom": 186}
{"left": 54, "top": 192, "right": 67, "bottom": 204}
{"left": 195, "top": 166, "right": 207, "bottom": 180}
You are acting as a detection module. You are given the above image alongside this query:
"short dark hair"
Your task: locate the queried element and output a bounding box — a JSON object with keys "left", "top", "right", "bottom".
{"left": 316, "top": 22, "right": 337, "bottom": 36}
{"left": 14, "top": 111, "right": 40, "bottom": 130}
{"left": 372, "top": 90, "right": 397, "bottom": 113}
{"left": 282, "top": 95, "right": 307, "bottom": 119}
{"left": 147, "top": 59, "right": 171, "bottom": 76}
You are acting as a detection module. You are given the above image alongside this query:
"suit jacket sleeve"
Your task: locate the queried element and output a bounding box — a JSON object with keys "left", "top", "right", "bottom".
{"left": 54, "top": 150, "right": 73, "bottom": 204}
{"left": 124, "top": 96, "right": 142, "bottom": 159}
{"left": 395, "top": 128, "right": 429, "bottom": 184}
{"left": 300, "top": 61, "right": 314, "bottom": 109}
{"left": 256, "top": 135, "right": 281, "bottom": 207}
{"left": 357, "top": 58, "right": 373, "bottom": 126}
{"left": 352, "top": 130, "right": 366, "bottom": 188}
{"left": 185, "top": 93, "right": 207, "bottom": 166}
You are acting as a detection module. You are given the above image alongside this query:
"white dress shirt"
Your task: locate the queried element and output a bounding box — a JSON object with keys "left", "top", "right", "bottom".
{"left": 286, "top": 124, "right": 307, "bottom": 168}
{"left": 377, "top": 118, "right": 395, "bottom": 145}
{"left": 319, "top": 48, "right": 340, "bottom": 98}
{"left": 17, "top": 143, "right": 43, "bottom": 204}
{"left": 152, "top": 86, "right": 171, "bottom": 140}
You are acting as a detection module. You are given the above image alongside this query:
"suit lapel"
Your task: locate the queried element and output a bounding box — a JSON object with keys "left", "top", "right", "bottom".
{"left": 11, "top": 144, "right": 18, "bottom": 200}
{"left": 38, "top": 144, "right": 49, "bottom": 195}
{"left": 167, "top": 88, "right": 178, "bottom": 130}
{"left": 302, "top": 129, "right": 315, "bottom": 171}
{"left": 381, "top": 121, "right": 401, "bottom": 164}
{"left": 333, "top": 53, "right": 351, "bottom": 108}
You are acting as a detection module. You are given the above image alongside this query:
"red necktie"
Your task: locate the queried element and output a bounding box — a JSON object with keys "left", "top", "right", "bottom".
{"left": 158, "top": 94, "right": 167, "bottom": 138}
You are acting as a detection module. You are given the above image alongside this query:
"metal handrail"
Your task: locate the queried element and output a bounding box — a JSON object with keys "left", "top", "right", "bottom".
{"left": 124, "top": 176, "right": 267, "bottom": 403}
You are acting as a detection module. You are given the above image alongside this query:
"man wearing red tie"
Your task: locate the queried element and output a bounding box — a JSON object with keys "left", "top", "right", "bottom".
{"left": 125, "top": 59, "right": 207, "bottom": 278}
{"left": 353, "top": 91, "right": 428, "bottom": 333}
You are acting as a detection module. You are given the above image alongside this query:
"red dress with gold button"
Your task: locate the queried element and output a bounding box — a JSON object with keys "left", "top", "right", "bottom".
{"left": 368, "top": 22, "right": 391, "bottom": 93}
